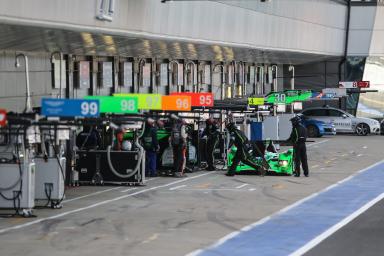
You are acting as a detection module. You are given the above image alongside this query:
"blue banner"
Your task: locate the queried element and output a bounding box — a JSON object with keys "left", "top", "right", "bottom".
{"left": 41, "top": 98, "right": 100, "bottom": 117}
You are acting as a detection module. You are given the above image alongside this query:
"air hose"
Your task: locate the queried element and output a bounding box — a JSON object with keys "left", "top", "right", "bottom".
{"left": 106, "top": 127, "right": 145, "bottom": 179}
{"left": 0, "top": 127, "right": 24, "bottom": 193}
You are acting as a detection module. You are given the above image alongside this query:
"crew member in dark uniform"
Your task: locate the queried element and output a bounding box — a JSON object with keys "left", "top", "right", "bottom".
{"left": 288, "top": 115, "right": 309, "bottom": 177}
{"left": 226, "top": 122, "right": 266, "bottom": 177}
{"left": 170, "top": 115, "right": 187, "bottom": 177}
{"left": 141, "top": 118, "right": 159, "bottom": 177}
{"left": 202, "top": 118, "right": 219, "bottom": 171}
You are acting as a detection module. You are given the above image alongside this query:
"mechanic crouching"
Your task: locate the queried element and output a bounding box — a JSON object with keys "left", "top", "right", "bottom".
{"left": 225, "top": 122, "right": 266, "bottom": 177}
{"left": 141, "top": 118, "right": 159, "bottom": 177}
{"left": 288, "top": 115, "right": 309, "bottom": 177}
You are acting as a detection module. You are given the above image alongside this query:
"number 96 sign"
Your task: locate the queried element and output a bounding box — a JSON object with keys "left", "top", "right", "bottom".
{"left": 162, "top": 95, "right": 191, "bottom": 111}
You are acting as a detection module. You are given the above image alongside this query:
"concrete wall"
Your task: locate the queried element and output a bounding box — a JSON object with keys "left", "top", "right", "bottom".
{"left": 0, "top": 0, "right": 346, "bottom": 56}
{"left": 0, "top": 52, "right": 56, "bottom": 112}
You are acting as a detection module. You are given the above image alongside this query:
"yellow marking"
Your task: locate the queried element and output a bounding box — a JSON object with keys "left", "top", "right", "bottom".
{"left": 325, "top": 160, "right": 331, "bottom": 164}
{"left": 195, "top": 183, "right": 211, "bottom": 189}
{"left": 9, "top": 218, "right": 25, "bottom": 225}
{"left": 141, "top": 233, "right": 159, "bottom": 244}
{"left": 272, "top": 184, "right": 285, "bottom": 189}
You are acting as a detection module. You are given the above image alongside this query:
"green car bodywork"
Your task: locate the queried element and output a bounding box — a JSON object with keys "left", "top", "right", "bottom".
{"left": 122, "top": 129, "right": 170, "bottom": 141}
{"left": 227, "top": 147, "right": 294, "bottom": 175}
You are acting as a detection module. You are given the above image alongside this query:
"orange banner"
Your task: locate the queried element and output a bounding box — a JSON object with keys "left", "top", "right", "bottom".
{"left": 161, "top": 95, "right": 191, "bottom": 111}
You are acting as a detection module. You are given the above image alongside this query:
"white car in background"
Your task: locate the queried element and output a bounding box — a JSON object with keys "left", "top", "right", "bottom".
{"left": 301, "top": 106, "right": 380, "bottom": 136}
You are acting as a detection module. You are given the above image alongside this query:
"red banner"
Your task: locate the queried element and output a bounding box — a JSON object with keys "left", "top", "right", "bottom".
{"left": 357, "top": 81, "right": 370, "bottom": 88}
{"left": 170, "top": 92, "right": 214, "bottom": 107}
{"left": 0, "top": 109, "right": 7, "bottom": 127}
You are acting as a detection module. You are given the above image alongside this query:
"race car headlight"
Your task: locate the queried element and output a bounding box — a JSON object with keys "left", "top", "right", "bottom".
{"left": 279, "top": 160, "right": 288, "bottom": 167}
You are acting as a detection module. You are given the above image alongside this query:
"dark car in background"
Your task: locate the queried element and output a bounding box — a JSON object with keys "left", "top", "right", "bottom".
{"left": 301, "top": 115, "right": 336, "bottom": 137}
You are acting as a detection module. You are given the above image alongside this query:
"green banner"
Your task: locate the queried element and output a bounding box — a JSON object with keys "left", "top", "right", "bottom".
{"left": 85, "top": 96, "right": 138, "bottom": 114}
{"left": 114, "top": 93, "right": 162, "bottom": 110}
{"left": 266, "top": 90, "right": 312, "bottom": 104}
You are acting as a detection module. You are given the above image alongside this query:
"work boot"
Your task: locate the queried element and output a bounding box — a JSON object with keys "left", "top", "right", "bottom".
{"left": 174, "top": 172, "right": 187, "bottom": 178}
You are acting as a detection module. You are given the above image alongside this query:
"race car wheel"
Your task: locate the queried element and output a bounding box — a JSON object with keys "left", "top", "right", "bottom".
{"left": 355, "top": 123, "right": 369, "bottom": 136}
{"left": 307, "top": 125, "right": 319, "bottom": 138}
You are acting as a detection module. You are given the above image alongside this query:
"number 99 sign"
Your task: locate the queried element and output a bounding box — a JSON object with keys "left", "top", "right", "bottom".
{"left": 162, "top": 95, "right": 191, "bottom": 111}
{"left": 81, "top": 101, "right": 99, "bottom": 116}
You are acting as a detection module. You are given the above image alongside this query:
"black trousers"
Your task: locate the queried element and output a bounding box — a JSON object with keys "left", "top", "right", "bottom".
{"left": 206, "top": 138, "right": 218, "bottom": 170}
{"left": 228, "top": 147, "right": 260, "bottom": 175}
{"left": 173, "top": 144, "right": 186, "bottom": 173}
{"left": 294, "top": 143, "right": 309, "bottom": 176}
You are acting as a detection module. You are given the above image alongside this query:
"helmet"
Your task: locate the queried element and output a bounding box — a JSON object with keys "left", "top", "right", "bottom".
{"left": 122, "top": 140, "right": 132, "bottom": 151}
{"left": 156, "top": 119, "right": 164, "bottom": 128}
{"left": 226, "top": 122, "right": 236, "bottom": 131}
{"left": 206, "top": 118, "right": 214, "bottom": 125}
{"left": 290, "top": 115, "right": 301, "bottom": 125}
{"left": 146, "top": 118, "right": 155, "bottom": 126}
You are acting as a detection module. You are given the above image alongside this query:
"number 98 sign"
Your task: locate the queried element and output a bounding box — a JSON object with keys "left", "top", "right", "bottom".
{"left": 162, "top": 95, "right": 191, "bottom": 111}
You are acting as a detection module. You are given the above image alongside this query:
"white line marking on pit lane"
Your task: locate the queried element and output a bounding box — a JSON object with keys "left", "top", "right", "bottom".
{"left": 169, "top": 185, "right": 187, "bottom": 191}
{"left": 289, "top": 192, "right": 384, "bottom": 256}
{"left": 307, "top": 139, "right": 330, "bottom": 148}
{"left": 236, "top": 184, "right": 248, "bottom": 189}
{"left": 120, "top": 188, "right": 138, "bottom": 193}
{"left": 65, "top": 177, "right": 160, "bottom": 202}
{"left": 177, "top": 188, "right": 248, "bottom": 191}
{"left": 0, "top": 172, "right": 215, "bottom": 235}
{"left": 146, "top": 177, "right": 160, "bottom": 182}
{"left": 311, "top": 165, "right": 319, "bottom": 169}
{"left": 186, "top": 160, "right": 384, "bottom": 256}
{"left": 357, "top": 154, "right": 363, "bottom": 157}
{"left": 63, "top": 187, "right": 122, "bottom": 204}
{"left": 249, "top": 188, "right": 256, "bottom": 191}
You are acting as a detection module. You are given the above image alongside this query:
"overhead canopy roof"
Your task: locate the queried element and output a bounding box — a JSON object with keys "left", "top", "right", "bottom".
{"left": 0, "top": 23, "right": 338, "bottom": 65}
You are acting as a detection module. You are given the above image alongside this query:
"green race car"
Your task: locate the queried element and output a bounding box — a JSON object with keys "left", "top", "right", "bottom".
{"left": 227, "top": 146, "right": 294, "bottom": 175}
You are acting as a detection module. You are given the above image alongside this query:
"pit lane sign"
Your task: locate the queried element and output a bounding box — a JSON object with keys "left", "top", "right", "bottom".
{"left": 114, "top": 93, "right": 162, "bottom": 110}
{"left": 85, "top": 96, "right": 138, "bottom": 114}
{"left": 248, "top": 97, "right": 265, "bottom": 106}
{"left": 161, "top": 95, "right": 191, "bottom": 111}
{"left": 0, "top": 109, "right": 7, "bottom": 127}
{"left": 41, "top": 98, "right": 100, "bottom": 117}
{"left": 339, "top": 81, "right": 370, "bottom": 89}
{"left": 170, "top": 92, "right": 214, "bottom": 107}
{"left": 321, "top": 88, "right": 347, "bottom": 98}
{"left": 266, "top": 90, "right": 312, "bottom": 104}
